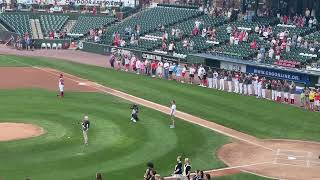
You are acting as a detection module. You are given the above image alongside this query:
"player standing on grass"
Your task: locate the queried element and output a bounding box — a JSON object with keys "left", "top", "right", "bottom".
{"left": 169, "top": 100, "right": 176, "bottom": 129}
{"left": 57, "top": 74, "right": 64, "bottom": 98}
{"left": 82, "top": 115, "right": 90, "bottom": 145}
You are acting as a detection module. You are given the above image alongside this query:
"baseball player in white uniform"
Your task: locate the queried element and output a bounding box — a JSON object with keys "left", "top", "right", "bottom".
{"left": 213, "top": 70, "right": 218, "bottom": 89}
{"left": 169, "top": 100, "right": 177, "bottom": 129}
{"left": 57, "top": 74, "right": 64, "bottom": 98}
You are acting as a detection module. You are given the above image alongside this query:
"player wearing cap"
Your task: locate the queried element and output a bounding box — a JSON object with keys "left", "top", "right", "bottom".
{"left": 82, "top": 115, "right": 90, "bottom": 145}
{"left": 57, "top": 74, "right": 64, "bottom": 98}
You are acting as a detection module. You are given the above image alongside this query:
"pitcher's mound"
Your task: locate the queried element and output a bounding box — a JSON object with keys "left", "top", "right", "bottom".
{"left": 0, "top": 122, "right": 44, "bottom": 142}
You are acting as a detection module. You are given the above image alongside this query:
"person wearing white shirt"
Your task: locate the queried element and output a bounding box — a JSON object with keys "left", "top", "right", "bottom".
{"left": 268, "top": 48, "right": 274, "bottom": 59}
{"left": 135, "top": 59, "right": 141, "bottom": 74}
{"left": 201, "top": 28, "right": 207, "bottom": 37}
{"left": 213, "top": 70, "right": 218, "bottom": 89}
{"left": 226, "top": 26, "right": 232, "bottom": 34}
{"left": 157, "top": 61, "right": 163, "bottom": 78}
{"left": 169, "top": 100, "right": 177, "bottom": 129}
{"left": 189, "top": 65, "right": 196, "bottom": 84}
{"left": 254, "top": 25, "right": 260, "bottom": 33}
{"left": 163, "top": 61, "right": 170, "bottom": 79}
{"left": 197, "top": 65, "right": 205, "bottom": 86}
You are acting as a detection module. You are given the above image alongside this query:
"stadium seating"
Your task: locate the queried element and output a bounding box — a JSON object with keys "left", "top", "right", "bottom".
{"left": 102, "top": 7, "right": 203, "bottom": 45}
{"left": 71, "top": 16, "right": 116, "bottom": 34}
{"left": 40, "top": 15, "right": 69, "bottom": 36}
{"left": 0, "top": 14, "right": 32, "bottom": 36}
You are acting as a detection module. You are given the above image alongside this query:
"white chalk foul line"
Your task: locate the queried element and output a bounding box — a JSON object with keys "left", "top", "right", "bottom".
{"left": 3, "top": 56, "right": 275, "bottom": 153}
{"left": 164, "top": 161, "right": 276, "bottom": 180}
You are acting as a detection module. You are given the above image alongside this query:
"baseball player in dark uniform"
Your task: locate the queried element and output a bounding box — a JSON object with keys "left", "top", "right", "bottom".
{"left": 130, "top": 104, "right": 139, "bottom": 123}
{"left": 82, "top": 115, "right": 90, "bottom": 145}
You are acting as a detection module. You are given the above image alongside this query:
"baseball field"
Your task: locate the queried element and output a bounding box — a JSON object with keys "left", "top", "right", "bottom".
{"left": 0, "top": 53, "right": 320, "bottom": 180}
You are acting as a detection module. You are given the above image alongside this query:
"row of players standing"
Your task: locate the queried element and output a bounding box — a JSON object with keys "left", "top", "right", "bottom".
{"left": 109, "top": 54, "right": 297, "bottom": 104}
{"left": 205, "top": 69, "right": 297, "bottom": 104}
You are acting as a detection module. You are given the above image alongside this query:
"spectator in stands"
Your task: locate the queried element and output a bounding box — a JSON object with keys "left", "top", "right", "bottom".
{"left": 144, "top": 162, "right": 154, "bottom": 180}
{"left": 168, "top": 42, "right": 175, "bottom": 53}
{"left": 162, "top": 41, "right": 167, "bottom": 51}
{"left": 250, "top": 40, "right": 257, "bottom": 49}
{"left": 95, "top": 172, "right": 103, "bottom": 180}
{"left": 92, "top": 6, "right": 97, "bottom": 15}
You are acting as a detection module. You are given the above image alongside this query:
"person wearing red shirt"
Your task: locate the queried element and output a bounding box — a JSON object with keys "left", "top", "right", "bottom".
{"left": 315, "top": 89, "right": 320, "bottom": 111}
{"left": 151, "top": 60, "right": 157, "bottom": 77}
{"left": 92, "top": 6, "right": 96, "bottom": 15}
{"left": 250, "top": 40, "right": 257, "bottom": 49}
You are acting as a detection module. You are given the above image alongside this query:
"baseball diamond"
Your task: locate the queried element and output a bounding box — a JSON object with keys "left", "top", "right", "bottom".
{"left": 1, "top": 1, "right": 320, "bottom": 179}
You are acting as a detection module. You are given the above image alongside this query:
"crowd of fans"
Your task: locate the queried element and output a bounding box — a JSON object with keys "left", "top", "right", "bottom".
{"left": 109, "top": 51, "right": 320, "bottom": 112}
{"left": 8, "top": 32, "right": 35, "bottom": 50}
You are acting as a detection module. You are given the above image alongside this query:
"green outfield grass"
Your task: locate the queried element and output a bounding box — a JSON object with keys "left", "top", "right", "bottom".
{"left": 0, "top": 89, "right": 230, "bottom": 180}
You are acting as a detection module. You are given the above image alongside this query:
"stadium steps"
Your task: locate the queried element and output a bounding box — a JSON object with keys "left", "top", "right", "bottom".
{"left": 63, "top": 20, "right": 77, "bottom": 33}
{"left": 30, "top": 19, "right": 39, "bottom": 39}
{"left": 0, "top": 22, "right": 8, "bottom": 31}
{"left": 35, "top": 19, "right": 44, "bottom": 39}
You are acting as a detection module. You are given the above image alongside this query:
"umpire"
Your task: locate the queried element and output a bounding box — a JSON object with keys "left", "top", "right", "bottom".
{"left": 82, "top": 115, "right": 90, "bottom": 145}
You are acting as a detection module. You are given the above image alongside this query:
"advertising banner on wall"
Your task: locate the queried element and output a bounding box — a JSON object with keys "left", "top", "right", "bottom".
{"left": 246, "top": 65, "right": 310, "bottom": 84}
{"left": 18, "top": 0, "right": 132, "bottom": 6}
{"left": 220, "top": 61, "right": 246, "bottom": 72}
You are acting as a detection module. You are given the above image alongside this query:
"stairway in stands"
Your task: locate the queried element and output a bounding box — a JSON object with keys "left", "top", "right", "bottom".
{"left": 35, "top": 19, "right": 44, "bottom": 39}
{"left": 30, "top": 19, "right": 38, "bottom": 39}
{"left": 0, "top": 22, "right": 8, "bottom": 31}
{"left": 63, "top": 20, "right": 77, "bottom": 33}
